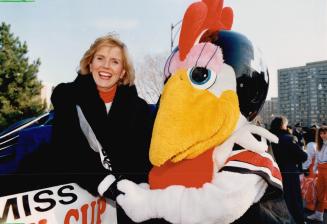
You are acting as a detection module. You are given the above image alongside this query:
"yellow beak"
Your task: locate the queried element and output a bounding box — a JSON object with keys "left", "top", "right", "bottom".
{"left": 150, "top": 69, "right": 240, "bottom": 167}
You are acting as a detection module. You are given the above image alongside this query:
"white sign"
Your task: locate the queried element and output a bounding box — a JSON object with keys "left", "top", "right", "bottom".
{"left": 0, "top": 183, "right": 117, "bottom": 224}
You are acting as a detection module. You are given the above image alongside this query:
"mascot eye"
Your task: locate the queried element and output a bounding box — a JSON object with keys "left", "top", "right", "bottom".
{"left": 188, "top": 67, "right": 217, "bottom": 89}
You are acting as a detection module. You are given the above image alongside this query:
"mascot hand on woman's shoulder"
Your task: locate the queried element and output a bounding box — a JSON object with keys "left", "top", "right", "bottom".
{"left": 116, "top": 0, "right": 295, "bottom": 223}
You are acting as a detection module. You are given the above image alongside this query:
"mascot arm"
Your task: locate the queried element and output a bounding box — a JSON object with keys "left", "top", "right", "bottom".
{"left": 214, "top": 123, "right": 278, "bottom": 170}
{"left": 117, "top": 171, "right": 267, "bottom": 224}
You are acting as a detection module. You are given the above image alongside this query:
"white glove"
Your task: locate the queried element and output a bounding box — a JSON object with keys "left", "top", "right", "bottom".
{"left": 98, "top": 174, "right": 122, "bottom": 200}
{"left": 98, "top": 174, "right": 116, "bottom": 196}
{"left": 117, "top": 179, "right": 186, "bottom": 223}
{"left": 116, "top": 179, "right": 158, "bottom": 222}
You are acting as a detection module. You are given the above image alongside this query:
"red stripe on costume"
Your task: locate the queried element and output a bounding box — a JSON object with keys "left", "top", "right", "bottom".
{"left": 226, "top": 151, "right": 282, "bottom": 181}
{"left": 149, "top": 148, "right": 215, "bottom": 189}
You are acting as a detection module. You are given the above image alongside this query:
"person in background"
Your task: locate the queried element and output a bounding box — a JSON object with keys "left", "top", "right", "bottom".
{"left": 270, "top": 116, "right": 308, "bottom": 224}
{"left": 293, "top": 123, "right": 305, "bottom": 149}
{"left": 307, "top": 125, "right": 327, "bottom": 222}
{"left": 303, "top": 127, "right": 318, "bottom": 175}
{"left": 301, "top": 127, "right": 318, "bottom": 211}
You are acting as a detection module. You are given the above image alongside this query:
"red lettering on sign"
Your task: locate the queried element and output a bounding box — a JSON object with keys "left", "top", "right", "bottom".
{"left": 38, "top": 219, "right": 48, "bottom": 224}
{"left": 64, "top": 209, "right": 79, "bottom": 224}
{"left": 96, "top": 198, "right": 106, "bottom": 224}
{"left": 64, "top": 198, "right": 107, "bottom": 224}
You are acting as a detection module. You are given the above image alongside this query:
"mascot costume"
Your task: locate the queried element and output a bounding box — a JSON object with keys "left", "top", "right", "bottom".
{"left": 115, "top": 0, "right": 295, "bottom": 223}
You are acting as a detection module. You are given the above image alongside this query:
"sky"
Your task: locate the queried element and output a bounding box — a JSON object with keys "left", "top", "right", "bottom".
{"left": 1, "top": 0, "right": 327, "bottom": 100}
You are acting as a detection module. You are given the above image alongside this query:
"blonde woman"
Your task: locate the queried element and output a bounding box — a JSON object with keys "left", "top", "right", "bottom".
{"left": 50, "top": 34, "right": 154, "bottom": 223}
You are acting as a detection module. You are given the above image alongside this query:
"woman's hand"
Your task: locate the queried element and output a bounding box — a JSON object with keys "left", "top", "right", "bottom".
{"left": 97, "top": 174, "right": 122, "bottom": 200}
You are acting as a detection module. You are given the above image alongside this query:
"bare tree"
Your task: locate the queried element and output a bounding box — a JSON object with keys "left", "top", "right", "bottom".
{"left": 135, "top": 52, "right": 168, "bottom": 104}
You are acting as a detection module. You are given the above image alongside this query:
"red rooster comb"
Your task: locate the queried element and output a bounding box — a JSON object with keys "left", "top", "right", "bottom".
{"left": 178, "top": 0, "right": 233, "bottom": 61}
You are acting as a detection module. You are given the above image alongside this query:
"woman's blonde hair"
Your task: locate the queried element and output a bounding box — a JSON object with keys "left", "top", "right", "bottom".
{"left": 79, "top": 34, "right": 135, "bottom": 86}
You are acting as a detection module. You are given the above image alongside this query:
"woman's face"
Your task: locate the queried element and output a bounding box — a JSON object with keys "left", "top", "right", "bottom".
{"left": 90, "top": 45, "right": 125, "bottom": 92}
{"left": 320, "top": 131, "right": 327, "bottom": 141}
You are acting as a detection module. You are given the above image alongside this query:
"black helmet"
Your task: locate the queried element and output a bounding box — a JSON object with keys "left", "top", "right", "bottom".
{"left": 213, "top": 30, "right": 269, "bottom": 121}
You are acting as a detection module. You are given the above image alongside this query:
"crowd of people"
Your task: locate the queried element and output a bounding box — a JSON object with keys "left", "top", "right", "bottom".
{"left": 269, "top": 116, "right": 327, "bottom": 223}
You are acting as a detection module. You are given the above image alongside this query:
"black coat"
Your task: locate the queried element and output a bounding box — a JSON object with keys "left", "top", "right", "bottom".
{"left": 271, "top": 130, "right": 307, "bottom": 224}
{"left": 48, "top": 74, "right": 153, "bottom": 193}
{"left": 271, "top": 130, "right": 307, "bottom": 173}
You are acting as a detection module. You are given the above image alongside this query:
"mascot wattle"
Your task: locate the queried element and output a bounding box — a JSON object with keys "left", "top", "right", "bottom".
{"left": 116, "top": 0, "right": 295, "bottom": 223}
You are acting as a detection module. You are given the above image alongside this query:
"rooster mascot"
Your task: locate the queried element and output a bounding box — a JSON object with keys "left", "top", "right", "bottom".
{"left": 108, "top": 0, "right": 295, "bottom": 223}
